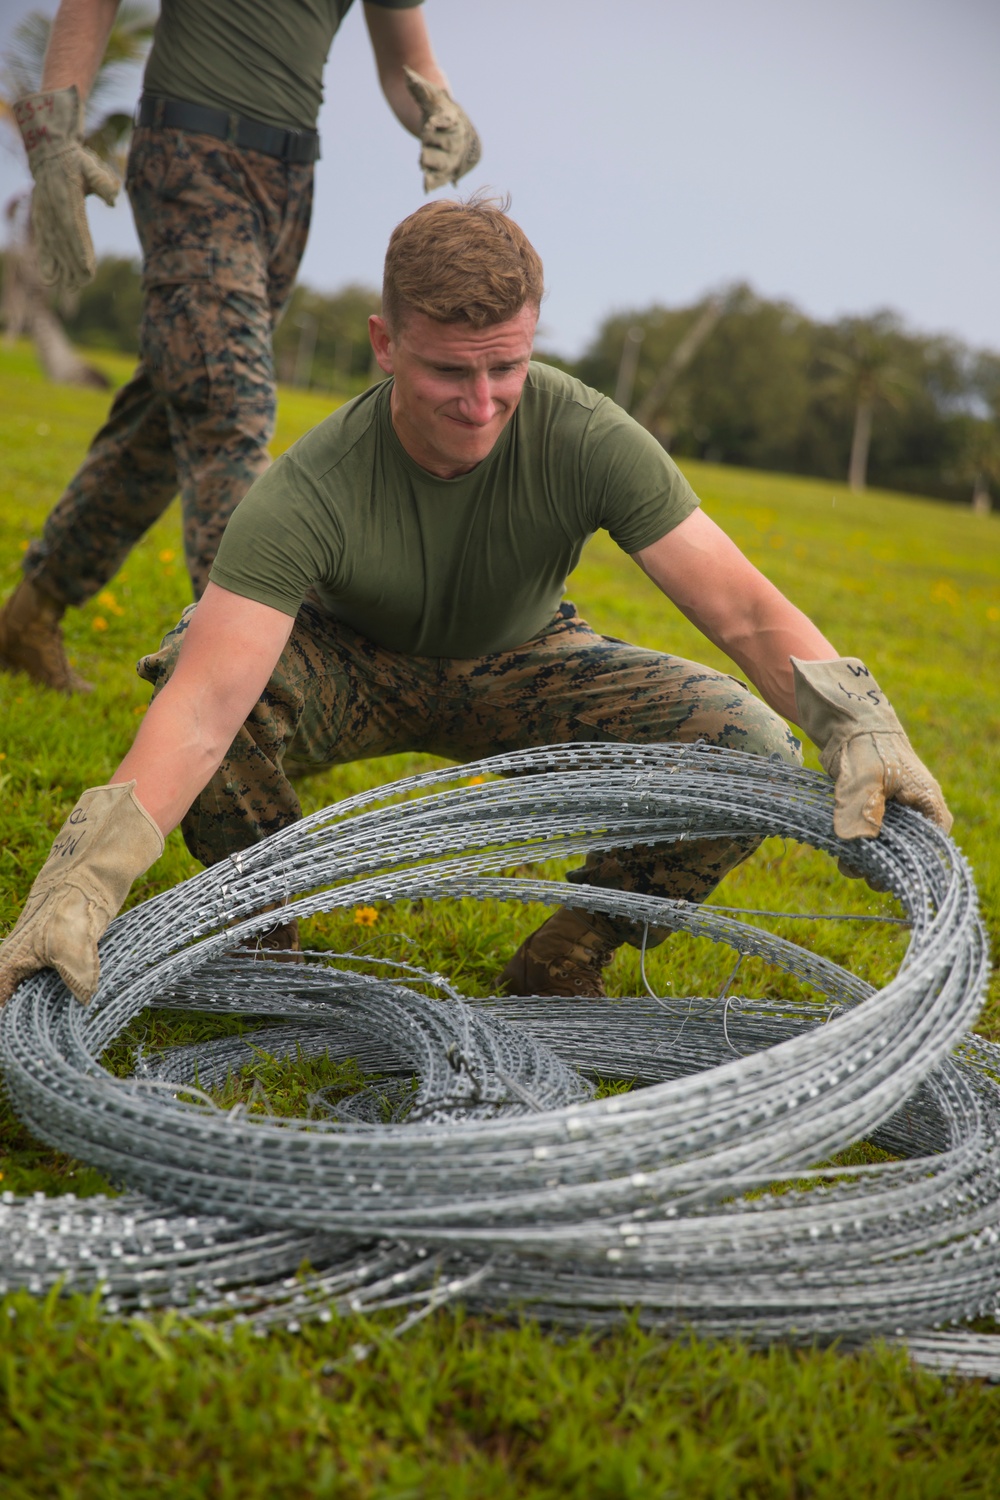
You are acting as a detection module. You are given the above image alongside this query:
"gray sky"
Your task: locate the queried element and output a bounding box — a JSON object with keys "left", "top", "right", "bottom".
{"left": 2, "top": 0, "right": 998, "bottom": 359}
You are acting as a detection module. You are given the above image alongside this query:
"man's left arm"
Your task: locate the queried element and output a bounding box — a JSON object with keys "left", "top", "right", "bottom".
{"left": 363, "top": 1, "right": 480, "bottom": 189}
{"left": 634, "top": 509, "right": 835, "bottom": 717}
{"left": 633, "top": 509, "right": 952, "bottom": 840}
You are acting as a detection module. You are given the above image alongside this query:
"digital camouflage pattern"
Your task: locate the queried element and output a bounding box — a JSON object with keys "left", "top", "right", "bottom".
{"left": 139, "top": 600, "right": 802, "bottom": 941}
{"left": 23, "top": 127, "right": 314, "bottom": 604}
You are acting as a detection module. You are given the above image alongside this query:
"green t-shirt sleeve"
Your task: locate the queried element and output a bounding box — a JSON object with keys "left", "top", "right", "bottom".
{"left": 210, "top": 452, "right": 344, "bottom": 617}
{"left": 580, "top": 397, "right": 700, "bottom": 554}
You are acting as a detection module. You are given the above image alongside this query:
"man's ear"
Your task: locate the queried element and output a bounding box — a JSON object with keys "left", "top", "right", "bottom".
{"left": 368, "top": 315, "right": 394, "bottom": 375}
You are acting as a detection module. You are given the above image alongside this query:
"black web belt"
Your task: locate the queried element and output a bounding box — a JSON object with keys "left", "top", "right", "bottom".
{"left": 137, "top": 94, "right": 320, "bottom": 163}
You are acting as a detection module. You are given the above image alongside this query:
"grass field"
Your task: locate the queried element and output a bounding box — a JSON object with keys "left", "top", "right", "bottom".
{"left": 1, "top": 340, "right": 1000, "bottom": 1495}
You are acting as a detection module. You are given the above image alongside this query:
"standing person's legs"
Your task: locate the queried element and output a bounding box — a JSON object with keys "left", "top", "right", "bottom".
{"left": 137, "top": 132, "right": 313, "bottom": 595}
{"left": 0, "top": 131, "right": 313, "bottom": 692}
{"left": 420, "top": 603, "right": 802, "bottom": 994}
{"left": 20, "top": 371, "right": 177, "bottom": 610}
{"left": 0, "top": 134, "right": 191, "bottom": 692}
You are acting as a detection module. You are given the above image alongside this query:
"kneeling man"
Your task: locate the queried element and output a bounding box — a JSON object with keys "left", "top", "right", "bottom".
{"left": 0, "top": 198, "right": 951, "bottom": 1005}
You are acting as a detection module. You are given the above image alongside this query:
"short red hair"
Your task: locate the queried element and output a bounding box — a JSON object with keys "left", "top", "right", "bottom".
{"left": 382, "top": 194, "right": 544, "bottom": 332}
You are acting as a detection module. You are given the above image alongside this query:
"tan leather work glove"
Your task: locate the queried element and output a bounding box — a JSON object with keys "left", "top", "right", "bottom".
{"left": 791, "top": 657, "right": 952, "bottom": 846}
{"left": 403, "top": 66, "right": 481, "bottom": 191}
{"left": 0, "top": 782, "right": 163, "bottom": 1006}
{"left": 14, "top": 85, "right": 120, "bottom": 294}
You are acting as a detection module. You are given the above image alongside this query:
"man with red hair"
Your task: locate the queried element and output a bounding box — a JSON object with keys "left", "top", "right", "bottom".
{"left": 0, "top": 199, "right": 950, "bottom": 1005}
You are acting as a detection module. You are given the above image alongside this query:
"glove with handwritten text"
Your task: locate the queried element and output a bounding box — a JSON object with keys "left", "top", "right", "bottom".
{"left": 791, "top": 656, "right": 952, "bottom": 844}
{"left": 0, "top": 782, "right": 163, "bottom": 1006}
{"left": 14, "top": 84, "right": 120, "bottom": 294}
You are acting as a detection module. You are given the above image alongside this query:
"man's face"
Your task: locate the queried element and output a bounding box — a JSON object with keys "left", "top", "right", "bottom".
{"left": 368, "top": 304, "right": 537, "bottom": 479}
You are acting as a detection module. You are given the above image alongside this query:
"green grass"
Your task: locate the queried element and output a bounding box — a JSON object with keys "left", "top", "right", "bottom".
{"left": 2, "top": 339, "right": 1000, "bottom": 1494}
{"left": 5, "top": 1295, "right": 1000, "bottom": 1499}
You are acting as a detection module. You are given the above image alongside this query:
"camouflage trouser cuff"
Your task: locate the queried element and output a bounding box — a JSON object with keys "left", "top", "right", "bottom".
{"left": 136, "top": 602, "right": 198, "bottom": 685}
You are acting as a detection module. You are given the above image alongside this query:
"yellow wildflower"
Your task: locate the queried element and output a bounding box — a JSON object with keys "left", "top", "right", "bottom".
{"left": 96, "top": 589, "right": 124, "bottom": 616}
{"left": 467, "top": 775, "right": 487, "bottom": 785}
{"left": 930, "top": 580, "right": 959, "bottom": 607}
{"left": 159, "top": 548, "right": 176, "bottom": 563}
{"left": 92, "top": 616, "right": 108, "bottom": 632}
{"left": 353, "top": 906, "right": 379, "bottom": 926}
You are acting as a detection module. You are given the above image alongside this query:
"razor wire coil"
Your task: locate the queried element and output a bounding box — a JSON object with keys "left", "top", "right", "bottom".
{"left": 0, "top": 742, "right": 997, "bottom": 1377}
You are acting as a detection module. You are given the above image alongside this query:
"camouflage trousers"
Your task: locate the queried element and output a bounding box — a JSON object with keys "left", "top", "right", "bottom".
{"left": 140, "top": 600, "right": 802, "bottom": 942}
{"left": 23, "top": 127, "right": 314, "bottom": 605}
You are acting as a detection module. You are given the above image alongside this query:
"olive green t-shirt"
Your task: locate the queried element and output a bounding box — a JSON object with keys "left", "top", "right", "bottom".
{"left": 143, "top": 0, "right": 424, "bottom": 132}
{"left": 210, "top": 362, "right": 700, "bottom": 658}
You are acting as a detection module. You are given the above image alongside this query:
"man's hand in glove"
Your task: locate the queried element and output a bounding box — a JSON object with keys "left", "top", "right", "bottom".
{"left": 14, "top": 85, "right": 120, "bottom": 294}
{"left": 791, "top": 656, "right": 952, "bottom": 843}
{"left": 0, "top": 782, "right": 163, "bottom": 1006}
{"left": 403, "top": 66, "right": 481, "bottom": 191}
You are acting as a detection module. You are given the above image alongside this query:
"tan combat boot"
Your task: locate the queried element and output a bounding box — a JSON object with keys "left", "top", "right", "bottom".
{"left": 499, "top": 907, "right": 620, "bottom": 998}
{"left": 0, "top": 578, "right": 93, "bottom": 694}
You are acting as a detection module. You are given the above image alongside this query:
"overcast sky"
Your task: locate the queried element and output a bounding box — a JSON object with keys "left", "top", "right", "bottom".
{"left": 2, "top": 0, "right": 998, "bottom": 359}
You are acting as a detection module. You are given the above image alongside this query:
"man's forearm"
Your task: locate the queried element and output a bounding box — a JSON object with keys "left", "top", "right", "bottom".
{"left": 111, "top": 685, "right": 238, "bottom": 837}
{"left": 364, "top": 3, "right": 449, "bottom": 134}
{"left": 706, "top": 606, "right": 838, "bottom": 724}
{"left": 40, "top": 0, "right": 121, "bottom": 101}
{"left": 109, "top": 584, "right": 295, "bottom": 836}
{"left": 634, "top": 511, "right": 838, "bottom": 725}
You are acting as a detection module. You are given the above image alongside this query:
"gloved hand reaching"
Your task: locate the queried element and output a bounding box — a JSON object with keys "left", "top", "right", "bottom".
{"left": 0, "top": 782, "right": 163, "bottom": 1006}
{"left": 791, "top": 656, "right": 952, "bottom": 841}
{"left": 14, "top": 85, "right": 120, "bottom": 294}
{"left": 403, "top": 66, "right": 481, "bottom": 191}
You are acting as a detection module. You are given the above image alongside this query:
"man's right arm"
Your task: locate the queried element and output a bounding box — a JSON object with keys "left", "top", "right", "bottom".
{"left": 113, "top": 584, "right": 295, "bottom": 836}
{"left": 40, "top": 0, "right": 122, "bottom": 100}
{"left": 0, "top": 586, "right": 294, "bottom": 1004}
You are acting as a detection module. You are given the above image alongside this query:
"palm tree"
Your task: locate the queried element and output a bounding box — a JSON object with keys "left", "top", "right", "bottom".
{"left": 821, "top": 317, "right": 912, "bottom": 492}
{"left": 0, "top": 5, "right": 154, "bottom": 386}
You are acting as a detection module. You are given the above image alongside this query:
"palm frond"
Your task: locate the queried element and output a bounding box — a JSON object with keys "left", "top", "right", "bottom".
{"left": 0, "top": 13, "right": 50, "bottom": 100}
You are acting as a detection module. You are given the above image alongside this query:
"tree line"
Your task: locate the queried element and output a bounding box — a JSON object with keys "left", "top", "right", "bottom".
{"left": 5, "top": 254, "right": 999, "bottom": 509}
{"left": 576, "top": 286, "right": 1000, "bottom": 508}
